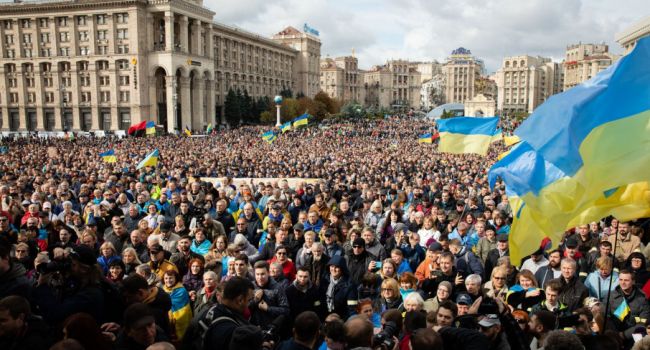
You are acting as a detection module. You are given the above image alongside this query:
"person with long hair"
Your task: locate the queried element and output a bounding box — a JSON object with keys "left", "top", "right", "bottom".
{"left": 377, "top": 209, "right": 403, "bottom": 245}
{"left": 375, "top": 278, "right": 403, "bottom": 313}
{"left": 182, "top": 258, "right": 205, "bottom": 293}
{"left": 121, "top": 247, "right": 142, "bottom": 276}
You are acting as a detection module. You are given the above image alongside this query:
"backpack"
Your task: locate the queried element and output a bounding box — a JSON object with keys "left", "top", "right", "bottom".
{"left": 182, "top": 304, "right": 240, "bottom": 350}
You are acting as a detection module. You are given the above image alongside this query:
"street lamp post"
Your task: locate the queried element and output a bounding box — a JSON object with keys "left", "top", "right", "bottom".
{"left": 274, "top": 95, "right": 283, "bottom": 127}
{"left": 172, "top": 77, "right": 178, "bottom": 134}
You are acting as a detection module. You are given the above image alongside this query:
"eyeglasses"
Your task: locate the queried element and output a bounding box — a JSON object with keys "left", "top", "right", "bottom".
{"left": 353, "top": 245, "right": 363, "bottom": 249}
{"left": 493, "top": 276, "right": 506, "bottom": 280}
{"left": 515, "top": 319, "right": 527, "bottom": 324}
{"left": 381, "top": 288, "right": 393, "bottom": 292}
{"left": 15, "top": 249, "right": 27, "bottom": 253}
{"left": 277, "top": 252, "right": 287, "bottom": 255}
{"left": 236, "top": 223, "right": 246, "bottom": 226}
{"left": 0, "top": 218, "right": 8, "bottom": 222}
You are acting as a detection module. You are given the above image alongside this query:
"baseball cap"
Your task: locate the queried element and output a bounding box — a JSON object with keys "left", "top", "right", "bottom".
{"left": 456, "top": 294, "right": 472, "bottom": 305}
{"left": 148, "top": 243, "right": 164, "bottom": 254}
{"left": 565, "top": 236, "right": 578, "bottom": 249}
{"left": 478, "top": 314, "right": 501, "bottom": 328}
{"left": 353, "top": 237, "right": 366, "bottom": 248}
{"left": 293, "top": 223, "right": 304, "bottom": 231}
{"left": 428, "top": 242, "right": 443, "bottom": 252}
{"left": 159, "top": 221, "right": 172, "bottom": 232}
{"left": 42, "top": 202, "right": 52, "bottom": 209}
{"left": 497, "top": 234, "right": 508, "bottom": 242}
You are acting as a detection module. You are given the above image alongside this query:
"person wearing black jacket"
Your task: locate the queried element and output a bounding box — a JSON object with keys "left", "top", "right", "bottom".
{"left": 557, "top": 258, "right": 588, "bottom": 312}
{"left": 0, "top": 296, "right": 52, "bottom": 350}
{"left": 0, "top": 241, "right": 32, "bottom": 299}
{"left": 320, "top": 255, "right": 357, "bottom": 320}
{"left": 121, "top": 274, "right": 172, "bottom": 338}
{"left": 304, "top": 242, "right": 329, "bottom": 290}
{"left": 215, "top": 199, "right": 236, "bottom": 233}
{"left": 625, "top": 252, "right": 650, "bottom": 289}
{"left": 345, "top": 238, "right": 376, "bottom": 285}
{"left": 286, "top": 267, "right": 322, "bottom": 321}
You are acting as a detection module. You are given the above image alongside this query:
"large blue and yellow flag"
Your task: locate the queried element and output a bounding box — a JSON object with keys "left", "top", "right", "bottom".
{"left": 489, "top": 37, "right": 650, "bottom": 263}
{"left": 293, "top": 113, "right": 309, "bottom": 127}
{"left": 281, "top": 121, "right": 292, "bottom": 133}
{"left": 491, "top": 128, "right": 503, "bottom": 143}
{"left": 418, "top": 133, "right": 433, "bottom": 143}
{"left": 146, "top": 121, "right": 156, "bottom": 135}
{"left": 436, "top": 117, "right": 499, "bottom": 155}
{"left": 137, "top": 149, "right": 159, "bottom": 169}
{"left": 99, "top": 149, "right": 116, "bottom": 163}
{"left": 262, "top": 130, "right": 277, "bottom": 144}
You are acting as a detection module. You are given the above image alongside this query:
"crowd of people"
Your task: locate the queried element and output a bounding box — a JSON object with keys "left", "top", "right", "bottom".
{"left": 1, "top": 117, "right": 649, "bottom": 350}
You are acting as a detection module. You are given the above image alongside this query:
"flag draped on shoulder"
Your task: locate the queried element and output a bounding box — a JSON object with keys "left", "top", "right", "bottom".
{"left": 488, "top": 36, "right": 650, "bottom": 263}
{"left": 262, "top": 130, "right": 277, "bottom": 144}
{"left": 418, "top": 133, "right": 433, "bottom": 143}
{"left": 436, "top": 116, "right": 499, "bottom": 155}
{"left": 137, "top": 149, "right": 159, "bottom": 169}
{"left": 293, "top": 113, "right": 309, "bottom": 128}
{"left": 128, "top": 121, "right": 147, "bottom": 137}
{"left": 99, "top": 149, "right": 117, "bottom": 163}
{"left": 281, "top": 121, "right": 292, "bottom": 133}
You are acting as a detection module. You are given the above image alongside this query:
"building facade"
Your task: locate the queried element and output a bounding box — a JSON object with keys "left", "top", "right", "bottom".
{"left": 441, "top": 48, "right": 484, "bottom": 104}
{"left": 361, "top": 59, "right": 421, "bottom": 110}
{"left": 464, "top": 94, "right": 496, "bottom": 117}
{"left": 495, "top": 55, "right": 563, "bottom": 115}
{"left": 562, "top": 43, "right": 614, "bottom": 91}
{"left": 319, "top": 55, "right": 360, "bottom": 103}
{"left": 420, "top": 75, "right": 444, "bottom": 111}
{"left": 615, "top": 16, "right": 650, "bottom": 54}
{"left": 0, "top": 0, "right": 319, "bottom": 132}
{"left": 272, "top": 26, "right": 321, "bottom": 98}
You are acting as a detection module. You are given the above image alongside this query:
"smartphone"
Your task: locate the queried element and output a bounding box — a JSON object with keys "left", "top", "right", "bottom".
{"left": 375, "top": 261, "right": 382, "bottom": 268}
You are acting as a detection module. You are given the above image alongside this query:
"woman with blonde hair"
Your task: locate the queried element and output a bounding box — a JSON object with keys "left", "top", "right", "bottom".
{"left": 97, "top": 241, "right": 120, "bottom": 275}
{"left": 375, "top": 278, "right": 402, "bottom": 312}
{"left": 121, "top": 247, "right": 142, "bottom": 276}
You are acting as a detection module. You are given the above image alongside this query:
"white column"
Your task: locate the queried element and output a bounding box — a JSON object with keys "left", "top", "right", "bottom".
{"left": 179, "top": 16, "right": 188, "bottom": 53}
{"left": 180, "top": 76, "right": 191, "bottom": 129}
{"left": 164, "top": 11, "right": 174, "bottom": 52}
{"left": 165, "top": 75, "right": 176, "bottom": 133}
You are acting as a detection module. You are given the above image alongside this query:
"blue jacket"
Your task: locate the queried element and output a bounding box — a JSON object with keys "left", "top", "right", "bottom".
{"left": 97, "top": 255, "right": 121, "bottom": 275}
{"left": 585, "top": 270, "right": 619, "bottom": 302}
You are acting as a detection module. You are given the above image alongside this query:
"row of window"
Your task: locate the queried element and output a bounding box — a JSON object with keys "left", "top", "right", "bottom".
{"left": 5, "top": 29, "right": 127, "bottom": 44}
{"left": 4, "top": 44, "right": 129, "bottom": 58}
{"left": 6, "top": 90, "right": 130, "bottom": 104}
{"left": 3, "top": 14, "right": 128, "bottom": 30}
{"left": 4, "top": 60, "right": 131, "bottom": 74}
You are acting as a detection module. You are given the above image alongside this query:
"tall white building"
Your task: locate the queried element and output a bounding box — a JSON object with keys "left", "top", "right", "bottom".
{"left": 441, "top": 48, "right": 484, "bottom": 104}
{"left": 495, "top": 55, "right": 563, "bottom": 115}
{"left": 562, "top": 43, "right": 615, "bottom": 91}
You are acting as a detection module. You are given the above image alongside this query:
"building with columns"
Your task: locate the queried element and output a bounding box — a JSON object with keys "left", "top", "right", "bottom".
{"left": 615, "top": 16, "right": 650, "bottom": 55}
{"left": 0, "top": 0, "right": 318, "bottom": 132}
{"left": 562, "top": 43, "right": 615, "bottom": 91}
{"left": 319, "top": 55, "right": 360, "bottom": 103}
{"left": 495, "top": 55, "right": 563, "bottom": 115}
{"left": 441, "top": 48, "right": 485, "bottom": 104}
{"left": 361, "top": 60, "right": 421, "bottom": 110}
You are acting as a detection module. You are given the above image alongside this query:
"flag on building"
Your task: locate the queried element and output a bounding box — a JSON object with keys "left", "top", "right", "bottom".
{"left": 137, "top": 149, "right": 159, "bottom": 169}
{"left": 436, "top": 117, "right": 499, "bottom": 155}
{"left": 418, "top": 133, "right": 433, "bottom": 143}
{"left": 281, "top": 122, "right": 292, "bottom": 133}
{"left": 293, "top": 113, "right": 309, "bottom": 128}
{"left": 488, "top": 36, "right": 650, "bottom": 263}
{"left": 127, "top": 121, "right": 147, "bottom": 137}
{"left": 146, "top": 121, "right": 156, "bottom": 135}
{"left": 184, "top": 126, "right": 192, "bottom": 137}
{"left": 99, "top": 149, "right": 117, "bottom": 163}
{"left": 262, "top": 130, "right": 277, "bottom": 144}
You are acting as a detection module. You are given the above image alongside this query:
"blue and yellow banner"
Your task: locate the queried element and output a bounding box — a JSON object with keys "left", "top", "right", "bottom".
{"left": 489, "top": 37, "right": 650, "bottom": 263}
{"left": 262, "top": 130, "right": 277, "bottom": 144}
{"left": 206, "top": 123, "right": 213, "bottom": 134}
{"left": 491, "top": 128, "right": 503, "bottom": 143}
{"left": 146, "top": 121, "right": 156, "bottom": 135}
{"left": 184, "top": 126, "right": 192, "bottom": 137}
{"left": 164, "top": 283, "right": 192, "bottom": 341}
{"left": 99, "top": 149, "right": 116, "bottom": 163}
{"left": 281, "top": 122, "right": 292, "bottom": 133}
{"left": 436, "top": 117, "right": 499, "bottom": 155}
{"left": 293, "top": 113, "right": 309, "bottom": 128}
{"left": 418, "top": 133, "right": 433, "bottom": 143}
{"left": 137, "top": 149, "right": 159, "bottom": 169}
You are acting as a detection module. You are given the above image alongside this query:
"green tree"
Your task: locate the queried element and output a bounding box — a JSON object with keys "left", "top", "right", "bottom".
{"left": 440, "top": 109, "right": 454, "bottom": 119}
{"left": 224, "top": 89, "right": 241, "bottom": 126}
{"left": 296, "top": 92, "right": 305, "bottom": 99}
{"left": 512, "top": 111, "right": 530, "bottom": 121}
{"left": 340, "top": 102, "right": 365, "bottom": 119}
{"left": 241, "top": 89, "right": 253, "bottom": 123}
{"left": 280, "top": 98, "right": 301, "bottom": 122}
{"left": 260, "top": 111, "right": 274, "bottom": 124}
{"left": 314, "top": 91, "right": 339, "bottom": 114}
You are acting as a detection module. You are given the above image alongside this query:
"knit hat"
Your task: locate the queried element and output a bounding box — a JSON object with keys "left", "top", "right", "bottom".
{"left": 438, "top": 281, "right": 452, "bottom": 292}
{"left": 228, "top": 325, "right": 264, "bottom": 350}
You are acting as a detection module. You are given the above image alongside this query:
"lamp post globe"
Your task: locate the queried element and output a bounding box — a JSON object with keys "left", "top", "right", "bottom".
{"left": 274, "top": 95, "right": 283, "bottom": 126}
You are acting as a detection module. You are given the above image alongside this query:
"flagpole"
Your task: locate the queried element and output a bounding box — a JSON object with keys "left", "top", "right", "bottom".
{"left": 603, "top": 225, "right": 619, "bottom": 332}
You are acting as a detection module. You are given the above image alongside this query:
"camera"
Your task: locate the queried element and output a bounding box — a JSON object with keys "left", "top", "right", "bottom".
{"left": 372, "top": 321, "right": 398, "bottom": 350}
{"left": 261, "top": 315, "right": 285, "bottom": 350}
{"left": 37, "top": 258, "right": 71, "bottom": 275}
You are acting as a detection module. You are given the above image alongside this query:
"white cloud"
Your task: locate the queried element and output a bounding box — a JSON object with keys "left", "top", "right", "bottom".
{"left": 204, "top": 0, "right": 649, "bottom": 72}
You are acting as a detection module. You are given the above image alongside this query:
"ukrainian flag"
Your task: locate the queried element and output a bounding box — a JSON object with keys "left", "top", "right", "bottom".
{"left": 418, "top": 133, "right": 433, "bottom": 143}
{"left": 137, "top": 149, "right": 159, "bottom": 169}
{"left": 184, "top": 126, "right": 192, "bottom": 137}
{"left": 99, "top": 149, "right": 117, "bottom": 163}
{"left": 262, "top": 130, "right": 277, "bottom": 144}
{"left": 146, "top": 121, "right": 156, "bottom": 135}
{"left": 436, "top": 117, "right": 499, "bottom": 155}
{"left": 293, "top": 113, "right": 309, "bottom": 128}
{"left": 281, "top": 121, "right": 292, "bottom": 133}
{"left": 489, "top": 37, "right": 650, "bottom": 263}
{"left": 614, "top": 298, "right": 630, "bottom": 322}
{"left": 163, "top": 283, "right": 193, "bottom": 340}
{"left": 491, "top": 128, "right": 503, "bottom": 143}
{"left": 206, "top": 123, "right": 213, "bottom": 134}
{"left": 504, "top": 134, "right": 521, "bottom": 147}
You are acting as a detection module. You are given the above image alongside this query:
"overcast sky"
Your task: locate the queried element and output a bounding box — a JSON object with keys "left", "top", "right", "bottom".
{"left": 205, "top": 0, "right": 649, "bottom": 73}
